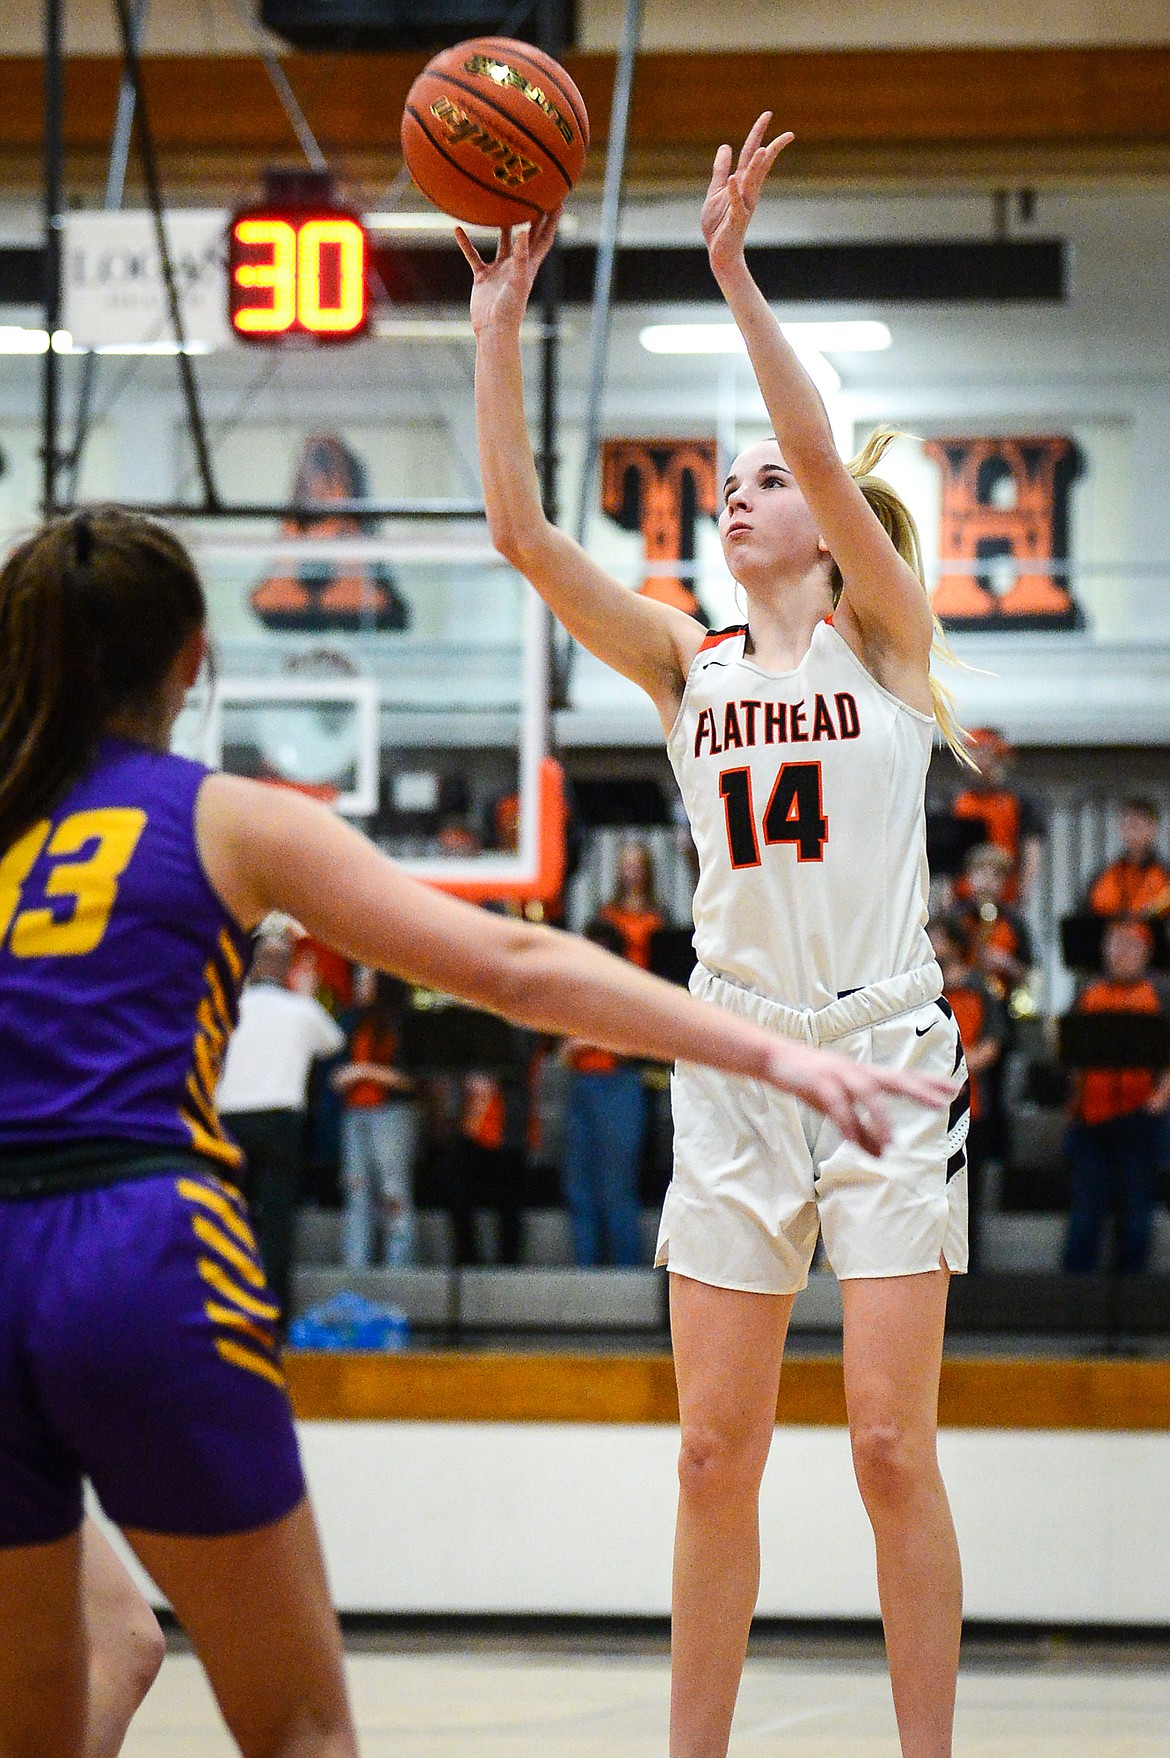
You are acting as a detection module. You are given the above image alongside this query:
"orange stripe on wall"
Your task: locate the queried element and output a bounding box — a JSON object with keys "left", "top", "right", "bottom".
{"left": 284, "top": 1352, "right": 1170, "bottom": 1431}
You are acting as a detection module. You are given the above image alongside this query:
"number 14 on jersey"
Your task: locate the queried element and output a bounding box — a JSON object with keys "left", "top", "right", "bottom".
{"left": 719, "top": 761, "right": 828, "bottom": 867}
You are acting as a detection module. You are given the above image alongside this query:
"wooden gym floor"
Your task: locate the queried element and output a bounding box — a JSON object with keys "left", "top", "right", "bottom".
{"left": 121, "top": 1628, "right": 1170, "bottom": 1756}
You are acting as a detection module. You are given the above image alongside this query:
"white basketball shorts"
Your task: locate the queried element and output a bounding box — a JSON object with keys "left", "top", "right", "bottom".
{"left": 656, "top": 963, "right": 969, "bottom": 1295}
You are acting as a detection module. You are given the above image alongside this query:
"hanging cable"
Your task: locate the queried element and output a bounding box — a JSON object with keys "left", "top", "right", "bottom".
{"left": 65, "top": 0, "right": 151, "bottom": 503}
{"left": 111, "top": 0, "right": 220, "bottom": 508}
{"left": 226, "top": 0, "right": 328, "bottom": 171}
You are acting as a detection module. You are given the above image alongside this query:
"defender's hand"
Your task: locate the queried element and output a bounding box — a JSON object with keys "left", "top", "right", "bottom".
{"left": 765, "top": 1040, "right": 955, "bottom": 1160}
{"left": 702, "top": 112, "right": 793, "bottom": 282}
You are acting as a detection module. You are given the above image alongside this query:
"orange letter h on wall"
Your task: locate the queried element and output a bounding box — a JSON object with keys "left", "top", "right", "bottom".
{"left": 924, "top": 436, "right": 1083, "bottom": 630}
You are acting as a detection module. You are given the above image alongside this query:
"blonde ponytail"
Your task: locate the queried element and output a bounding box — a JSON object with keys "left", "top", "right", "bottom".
{"left": 827, "top": 427, "right": 975, "bottom": 769}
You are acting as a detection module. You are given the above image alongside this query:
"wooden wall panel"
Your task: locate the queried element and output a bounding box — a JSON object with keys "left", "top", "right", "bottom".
{"left": 2, "top": 47, "right": 1169, "bottom": 159}
{"left": 286, "top": 1351, "right": 1170, "bottom": 1430}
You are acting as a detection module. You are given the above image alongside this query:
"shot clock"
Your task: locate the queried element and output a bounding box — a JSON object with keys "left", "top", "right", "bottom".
{"left": 228, "top": 173, "right": 369, "bottom": 344}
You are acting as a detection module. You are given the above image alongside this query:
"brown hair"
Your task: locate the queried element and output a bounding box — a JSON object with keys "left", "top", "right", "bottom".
{"left": 827, "top": 428, "right": 974, "bottom": 768}
{"left": 609, "top": 838, "right": 659, "bottom": 912}
{"left": 0, "top": 507, "right": 206, "bottom": 850}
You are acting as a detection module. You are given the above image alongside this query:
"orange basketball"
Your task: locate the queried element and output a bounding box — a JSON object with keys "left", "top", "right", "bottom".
{"left": 401, "top": 37, "right": 589, "bottom": 229}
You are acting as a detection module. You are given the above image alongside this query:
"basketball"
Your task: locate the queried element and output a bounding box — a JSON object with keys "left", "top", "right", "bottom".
{"left": 401, "top": 37, "right": 590, "bottom": 229}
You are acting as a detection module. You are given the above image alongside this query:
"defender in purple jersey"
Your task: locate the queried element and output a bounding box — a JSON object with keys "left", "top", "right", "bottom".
{"left": 0, "top": 518, "right": 947, "bottom": 1754}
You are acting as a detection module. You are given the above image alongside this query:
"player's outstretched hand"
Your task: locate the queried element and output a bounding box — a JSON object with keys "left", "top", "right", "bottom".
{"left": 702, "top": 111, "right": 793, "bottom": 284}
{"left": 763, "top": 1040, "right": 954, "bottom": 1160}
{"left": 457, "top": 210, "right": 561, "bottom": 337}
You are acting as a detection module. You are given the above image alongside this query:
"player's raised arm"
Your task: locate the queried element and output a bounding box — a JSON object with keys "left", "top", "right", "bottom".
{"left": 458, "top": 217, "right": 704, "bottom": 733}
{"left": 704, "top": 115, "right": 934, "bottom": 702}
{"left": 197, "top": 775, "right": 952, "bottom": 1160}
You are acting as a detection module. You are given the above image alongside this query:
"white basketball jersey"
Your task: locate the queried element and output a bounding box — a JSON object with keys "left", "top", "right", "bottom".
{"left": 667, "top": 618, "right": 936, "bottom": 1010}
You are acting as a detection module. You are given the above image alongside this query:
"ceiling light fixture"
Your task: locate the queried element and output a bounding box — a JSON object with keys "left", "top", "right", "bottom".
{"left": 639, "top": 320, "right": 891, "bottom": 355}
{"left": 0, "top": 326, "right": 51, "bottom": 354}
{"left": 365, "top": 211, "right": 578, "bottom": 237}
{"left": 639, "top": 323, "right": 853, "bottom": 395}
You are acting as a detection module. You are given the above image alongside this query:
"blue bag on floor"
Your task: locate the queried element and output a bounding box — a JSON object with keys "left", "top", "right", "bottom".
{"left": 287, "top": 1289, "right": 410, "bottom": 1352}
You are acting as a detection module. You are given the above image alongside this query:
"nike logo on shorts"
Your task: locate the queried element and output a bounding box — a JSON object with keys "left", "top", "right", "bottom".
{"left": 915, "top": 1020, "right": 936, "bottom": 1036}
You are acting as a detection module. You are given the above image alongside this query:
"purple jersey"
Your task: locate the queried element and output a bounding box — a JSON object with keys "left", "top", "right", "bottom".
{"left": 0, "top": 736, "right": 250, "bottom": 1175}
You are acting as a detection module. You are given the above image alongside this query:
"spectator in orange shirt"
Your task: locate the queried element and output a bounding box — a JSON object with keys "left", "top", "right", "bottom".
{"left": 1086, "top": 798, "right": 1170, "bottom": 921}
{"left": 598, "top": 839, "right": 665, "bottom": 970}
{"left": 1062, "top": 919, "right": 1170, "bottom": 1274}
{"left": 334, "top": 969, "right": 419, "bottom": 1267}
{"left": 956, "top": 842, "right": 1034, "bottom": 1000}
{"left": 560, "top": 917, "right": 648, "bottom": 1266}
{"left": 928, "top": 915, "right": 1007, "bottom": 1273}
{"left": 951, "top": 727, "right": 1045, "bottom": 904}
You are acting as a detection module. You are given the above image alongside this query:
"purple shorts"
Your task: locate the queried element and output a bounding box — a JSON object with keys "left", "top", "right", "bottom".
{"left": 0, "top": 1169, "right": 305, "bottom": 1547}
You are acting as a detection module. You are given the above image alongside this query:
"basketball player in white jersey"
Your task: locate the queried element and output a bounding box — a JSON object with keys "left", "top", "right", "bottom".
{"left": 460, "top": 114, "right": 968, "bottom": 1758}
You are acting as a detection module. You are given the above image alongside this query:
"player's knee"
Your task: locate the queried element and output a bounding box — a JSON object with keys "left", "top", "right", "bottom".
{"left": 677, "top": 1418, "right": 765, "bottom": 1506}
{"left": 230, "top": 1679, "right": 357, "bottom": 1758}
{"left": 87, "top": 1580, "right": 165, "bottom": 1714}
{"left": 125, "top": 1605, "right": 166, "bottom": 1702}
{"left": 850, "top": 1419, "right": 933, "bottom": 1513}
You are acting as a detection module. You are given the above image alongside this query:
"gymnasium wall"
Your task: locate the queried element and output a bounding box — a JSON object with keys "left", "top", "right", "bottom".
{"left": 102, "top": 1414, "right": 1170, "bottom": 1623}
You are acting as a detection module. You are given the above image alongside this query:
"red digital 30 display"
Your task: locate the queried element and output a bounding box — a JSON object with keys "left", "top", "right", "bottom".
{"left": 228, "top": 210, "right": 369, "bottom": 342}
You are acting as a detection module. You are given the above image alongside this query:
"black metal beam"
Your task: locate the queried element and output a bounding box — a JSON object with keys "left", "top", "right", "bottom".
{"left": 111, "top": 0, "right": 221, "bottom": 510}
{"left": 534, "top": 0, "right": 568, "bottom": 526}
{"left": 376, "top": 237, "right": 1068, "bottom": 307}
{"left": 4, "top": 238, "right": 1067, "bottom": 315}
{"left": 53, "top": 499, "right": 488, "bottom": 520}
{"left": 42, "top": 0, "right": 65, "bottom": 517}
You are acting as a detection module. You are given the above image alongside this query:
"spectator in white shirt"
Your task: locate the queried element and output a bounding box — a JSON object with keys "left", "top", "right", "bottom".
{"left": 217, "top": 929, "right": 344, "bottom": 1326}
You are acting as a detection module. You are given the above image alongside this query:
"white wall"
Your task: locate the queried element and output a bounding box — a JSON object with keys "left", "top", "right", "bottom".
{"left": 100, "top": 1419, "right": 1170, "bottom": 1624}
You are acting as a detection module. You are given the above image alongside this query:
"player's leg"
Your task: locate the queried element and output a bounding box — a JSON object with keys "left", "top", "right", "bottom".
{"left": 124, "top": 1496, "right": 358, "bottom": 1758}
{"left": 80, "top": 1519, "right": 166, "bottom": 1758}
{"left": 0, "top": 1528, "right": 88, "bottom": 1758}
{"left": 668, "top": 1273, "right": 795, "bottom": 1758}
{"left": 840, "top": 1269, "right": 960, "bottom": 1758}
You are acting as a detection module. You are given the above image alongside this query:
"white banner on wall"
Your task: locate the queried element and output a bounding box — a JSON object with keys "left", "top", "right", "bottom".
{"left": 62, "top": 209, "right": 231, "bottom": 349}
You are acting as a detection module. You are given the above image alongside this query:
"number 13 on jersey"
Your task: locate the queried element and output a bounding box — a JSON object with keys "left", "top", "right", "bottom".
{"left": 0, "top": 809, "right": 147, "bottom": 956}
{"left": 719, "top": 761, "right": 828, "bottom": 868}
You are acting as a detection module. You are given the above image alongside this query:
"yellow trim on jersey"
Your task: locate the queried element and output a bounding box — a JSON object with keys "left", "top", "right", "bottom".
{"left": 180, "top": 939, "right": 245, "bottom": 1165}
{"left": 191, "top": 1213, "right": 265, "bottom": 1286}
{"left": 218, "top": 925, "right": 245, "bottom": 984}
{"left": 204, "top": 1300, "right": 277, "bottom": 1353}
{"left": 197, "top": 1256, "right": 280, "bottom": 1320}
{"left": 177, "top": 1177, "right": 256, "bottom": 1249}
{"left": 205, "top": 962, "right": 235, "bottom": 1040}
{"left": 181, "top": 1107, "right": 243, "bottom": 1167}
{"left": 214, "top": 1336, "right": 286, "bottom": 1389}
{"left": 192, "top": 1029, "right": 224, "bottom": 1111}
{"left": 184, "top": 1071, "right": 222, "bottom": 1137}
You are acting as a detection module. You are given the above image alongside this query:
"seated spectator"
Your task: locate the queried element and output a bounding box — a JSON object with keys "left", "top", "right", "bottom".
{"left": 216, "top": 927, "right": 345, "bottom": 1327}
{"left": 928, "top": 914, "right": 1008, "bottom": 1274}
{"left": 1062, "top": 919, "right": 1170, "bottom": 1275}
{"left": 1087, "top": 797, "right": 1170, "bottom": 921}
{"left": 598, "top": 838, "right": 665, "bottom": 970}
{"left": 334, "top": 969, "right": 419, "bottom": 1269}
{"left": 957, "top": 842, "right": 1035, "bottom": 1003}
{"left": 559, "top": 917, "right": 648, "bottom": 1267}
{"left": 951, "top": 727, "right": 1045, "bottom": 905}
